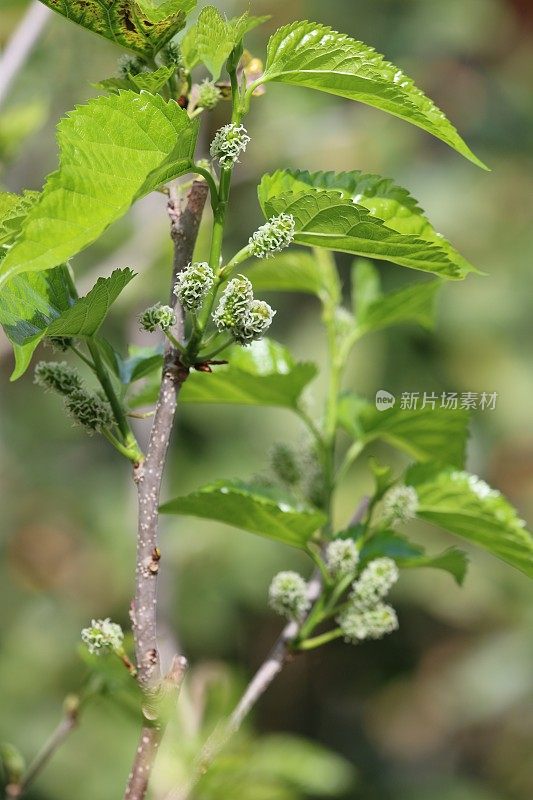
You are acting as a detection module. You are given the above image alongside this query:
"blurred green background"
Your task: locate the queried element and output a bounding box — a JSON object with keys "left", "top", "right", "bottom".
{"left": 1, "top": 1, "right": 532, "bottom": 798}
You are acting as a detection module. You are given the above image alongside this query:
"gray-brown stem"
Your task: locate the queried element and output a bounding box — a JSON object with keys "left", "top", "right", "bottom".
{"left": 125, "top": 180, "right": 208, "bottom": 800}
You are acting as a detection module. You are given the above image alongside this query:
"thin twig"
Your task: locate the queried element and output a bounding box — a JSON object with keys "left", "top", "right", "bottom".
{"left": 163, "top": 574, "right": 323, "bottom": 800}
{"left": 124, "top": 180, "right": 208, "bottom": 800}
{"left": 0, "top": 2, "right": 51, "bottom": 109}
{"left": 5, "top": 702, "right": 78, "bottom": 799}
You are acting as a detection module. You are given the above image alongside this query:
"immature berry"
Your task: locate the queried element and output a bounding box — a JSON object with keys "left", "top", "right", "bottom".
{"left": 197, "top": 79, "right": 221, "bottom": 110}
{"left": 81, "top": 618, "right": 124, "bottom": 655}
{"left": 118, "top": 54, "right": 148, "bottom": 78}
{"left": 381, "top": 485, "right": 419, "bottom": 529}
{"left": 139, "top": 303, "right": 176, "bottom": 333}
{"left": 350, "top": 557, "right": 399, "bottom": 609}
{"left": 174, "top": 262, "right": 215, "bottom": 311}
{"left": 268, "top": 571, "right": 310, "bottom": 620}
{"left": 47, "top": 336, "right": 72, "bottom": 352}
{"left": 337, "top": 603, "right": 398, "bottom": 644}
{"left": 249, "top": 213, "right": 295, "bottom": 259}
{"left": 326, "top": 539, "right": 360, "bottom": 579}
{"left": 271, "top": 443, "right": 301, "bottom": 487}
{"left": 210, "top": 123, "right": 250, "bottom": 167}
{"left": 65, "top": 389, "right": 113, "bottom": 433}
{"left": 233, "top": 299, "right": 275, "bottom": 345}
{"left": 212, "top": 276, "right": 254, "bottom": 333}
{"left": 160, "top": 41, "right": 183, "bottom": 69}
{"left": 34, "top": 361, "right": 83, "bottom": 397}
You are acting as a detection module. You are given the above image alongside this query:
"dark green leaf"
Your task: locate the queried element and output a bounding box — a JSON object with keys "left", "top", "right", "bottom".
{"left": 360, "top": 531, "right": 468, "bottom": 585}
{"left": 40, "top": 0, "right": 197, "bottom": 56}
{"left": 259, "top": 21, "right": 487, "bottom": 168}
{"left": 338, "top": 393, "right": 469, "bottom": 468}
{"left": 407, "top": 463, "right": 533, "bottom": 577}
{"left": 160, "top": 480, "right": 326, "bottom": 548}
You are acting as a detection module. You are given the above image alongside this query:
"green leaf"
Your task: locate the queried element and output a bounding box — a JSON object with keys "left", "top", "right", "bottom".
{"left": 260, "top": 191, "right": 469, "bottom": 279}
{"left": 406, "top": 464, "right": 533, "bottom": 577}
{"left": 338, "top": 393, "right": 469, "bottom": 468}
{"left": 360, "top": 531, "right": 468, "bottom": 585}
{"left": 194, "top": 7, "right": 269, "bottom": 80}
{"left": 0, "top": 191, "right": 39, "bottom": 246}
{"left": 0, "top": 267, "right": 135, "bottom": 379}
{"left": 0, "top": 262, "right": 74, "bottom": 380}
{"left": 260, "top": 170, "right": 474, "bottom": 276}
{"left": 95, "top": 66, "right": 175, "bottom": 95}
{"left": 259, "top": 21, "right": 487, "bottom": 169}
{"left": 352, "top": 260, "right": 440, "bottom": 335}
{"left": 40, "top": 0, "right": 197, "bottom": 56}
{"left": 0, "top": 91, "right": 198, "bottom": 286}
{"left": 160, "top": 480, "right": 326, "bottom": 548}
{"left": 247, "top": 249, "right": 340, "bottom": 304}
{"left": 120, "top": 344, "right": 163, "bottom": 383}
{"left": 181, "top": 339, "right": 317, "bottom": 408}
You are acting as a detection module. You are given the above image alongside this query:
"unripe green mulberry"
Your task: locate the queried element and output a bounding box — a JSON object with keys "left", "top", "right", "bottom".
{"left": 118, "top": 54, "right": 148, "bottom": 78}
{"left": 271, "top": 443, "right": 301, "bottom": 487}
{"left": 326, "top": 539, "right": 360, "bottom": 579}
{"left": 210, "top": 123, "right": 250, "bottom": 167}
{"left": 350, "top": 557, "right": 399, "bottom": 609}
{"left": 160, "top": 41, "right": 183, "bottom": 69}
{"left": 212, "top": 275, "right": 254, "bottom": 333}
{"left": 47, "top": 336, "right": 72, "bottom": 352}
{"left": 81, "top": 618, "right": 124, "bottom": 655}
{"left": 34, "top": 361, "right": 83, "bottom": 397}
{"left": 197, "top": 79, "right": 221, "bottom": 110}
{"left": 381, "top": 485, "right": 418, "bottom": 529}
{"left": 174, "top": 262, "right": 215, "bottom": 311}
{"left": 139, "top": 303, "right": 176, "bottom": 333}
{"left": 233, "top": 299, "right": 275, "bottom": 345}
{"left": 337, "top": 603, "right": 398, "bottom": 644}
{"left": 65, "top": 389, "right": 113, "bottom": 434}
{"left": 268, "top": 571, "right": 310, "bottom": 620}
{"left": 249, "top": 214, "right": 295, "bottom": 259}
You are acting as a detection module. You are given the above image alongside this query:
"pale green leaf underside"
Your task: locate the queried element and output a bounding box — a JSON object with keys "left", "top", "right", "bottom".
{"left": 0, "top": 91, "right": 198, "bottom": 286}
{"left": 407, "top": 464, "right": 533, "bottom": 577}
{"left": 260, "top": 21, "right": 487, "bottom": 169}
{"left": 247, "top": 249, "right": 340, "bottom": 304}
{"left": 352, "top": 260, "right": 441, "bottom": 335}
{"left": 160, "top": 480, "right": 327, "bottom": 548}
{"left": 0, "top": 267, "right": 135, "bottom": 380}
{"left": 260, "top": 170, "right": 475, "bottom": 276}
{"left": 193, "top": 7, "right": 270, "bottom": 79}
{"left": 40, "top": 0, "right": 197, "bottom": 55}
{"left": 261, "top": 190, "right": 468, "bottom": 278}
{"left": 338, "top": 393, "right": 469, "bottom": 468}
{"left": 360, "top": 531, "right": 468, "bottom": 585}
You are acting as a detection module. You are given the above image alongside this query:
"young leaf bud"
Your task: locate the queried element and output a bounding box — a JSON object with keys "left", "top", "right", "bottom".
{"left": 210, "top": 123, "right": 250, "bottom": 167}
{"left": 65, "top": 388, "right": 113, "bottom": 434}
{"left": 174, "top": 262, "right": 215, "bottom": 311}
{"left": 212, "top": 275, "right": 254, "bottom": 333}
{"left": 337, "top": 603, "right": 398, "bottom": 644}
{"left": 139, "top": 303, "right": 176, "bottom": 333}
{"left": 350, "top": 557, "right": 399, "bottom": 609}
{"left": 196, "top": 79, "right": 222, "bottom": 110}
{"left": 381, "top": 485, "right": 419, "bottom": 529}
{"left": 326, "top": 539, "right": 360, "bottom": 579}
{"left": 271, "top": 443, "right": 301, "bottom": 487}
{"left": 81, "top": 617, "right": 124, "bottom": 655}
{"left": 249, "top": 213, "right": 295, "bottom": 259}
{"left": 34, "top": 361, "right": 83, "bottom": 397}
{"left": 268, "top": 571, "right": 310, "bottom": 620}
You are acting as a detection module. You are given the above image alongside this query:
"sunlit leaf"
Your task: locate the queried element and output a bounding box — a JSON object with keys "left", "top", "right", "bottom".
{"left": 187, "top": 8, "right": 270, "bottom": 78}
{"left": 247, "top": 248, "right": 340, "bottom": 304}
{"left": 0, "top": 91, "right": 198, "bottom": 285}
{"left": 260, "top": 190, "right": 469, "bottom": 278}
{"left": 260, "top": 170, "right": 474, "bottom": 276}
{"left": 338, "top": 393, "right": 469, "bottom": 468}
{"left": 407, "top": 463, "right": 533, "bottom": 577}
{"left": 160, "top": 480, "right": 326, "bottom": 548}
{"left": 40, "top": 0, "right": 197, "bottom": 55}
{"left": 259, "top": 21, "right": 487, "bottom": 168}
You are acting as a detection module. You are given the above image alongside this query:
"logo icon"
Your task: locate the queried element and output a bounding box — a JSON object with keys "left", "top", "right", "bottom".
{"left": 375, "top": 390, "right": 396, "bottom": 411}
